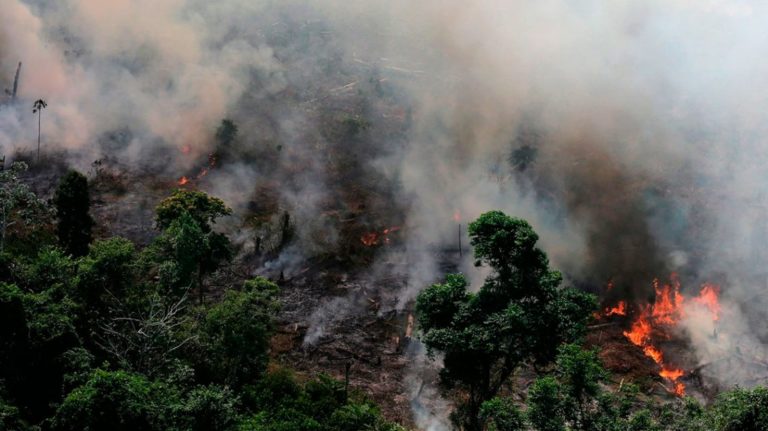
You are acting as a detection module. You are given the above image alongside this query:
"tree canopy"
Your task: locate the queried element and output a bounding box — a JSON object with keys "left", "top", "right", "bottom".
{"left": 416, "top": 211, "right": 596, "bottom": 430}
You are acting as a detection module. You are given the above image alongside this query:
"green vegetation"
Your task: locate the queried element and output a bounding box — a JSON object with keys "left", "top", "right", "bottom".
{"left": 416, "top": 211, "right": 596, "bottom": 430}
{"left": 0, "top": 179, "right": 400, "bottom": 430}
{"left": 3, "top": 169, "right": 768, "bottom": 431}
{"left": 416, "top": 211, "right": 768, "bottom": 431}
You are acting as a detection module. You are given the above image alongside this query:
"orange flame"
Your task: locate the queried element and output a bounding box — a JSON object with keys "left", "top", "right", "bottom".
{"left": 650, "top": 277, "right": 684, "bottom": 325}
{"left": 453, "top": 210, "right": 461, "bottom": 222}
{"left": 620, "top": 276, "right": 722, "bottom": 396}
{"left": 621, "top": 276, "right": 699, "bottom": 396}
{"left": 604, "top": 300, "right": 627, "bottom": 317}
{"left": 694, "top": 284, "right": 721, "bottom": 321}
{"left": 177, "top": 153, "right": 217, "bottom": 186}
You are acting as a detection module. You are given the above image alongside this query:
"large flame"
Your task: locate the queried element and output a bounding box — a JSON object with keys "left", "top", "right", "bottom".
{"left": 619, "top": 276, "right": 721, "bottom": 397}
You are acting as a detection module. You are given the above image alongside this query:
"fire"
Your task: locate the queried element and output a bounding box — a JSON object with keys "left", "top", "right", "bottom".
{"left": 453, "top": 210, "right": 461, "bottom": 222}
{"left": 650, "top": 277, "right": 684, "bottom": 325}
{"left": 177, "top": 153, "right": 218, "bottom": 186}
{"left": 618, "top": 276, "right": 722, "bottom": 397}
{"left": 360, "top": 226, "right": 401, "bottom": 246}
{"left": 693, "top": 284, "right": 721, "bottom": 321}
{"left": 604, "top": 300, "right": 627, "bottom": 317}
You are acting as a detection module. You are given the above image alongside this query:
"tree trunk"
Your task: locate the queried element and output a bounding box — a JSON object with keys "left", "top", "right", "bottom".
{"left": 37, "top": 111, "right": 41, "bottom": 163}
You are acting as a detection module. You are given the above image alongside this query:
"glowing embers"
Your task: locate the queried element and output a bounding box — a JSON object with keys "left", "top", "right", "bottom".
{"left": 177, "top": 153, "right": 217, "bottom": 186}
{"left": 360, "top": 226, "right": 401, "bottom": 246}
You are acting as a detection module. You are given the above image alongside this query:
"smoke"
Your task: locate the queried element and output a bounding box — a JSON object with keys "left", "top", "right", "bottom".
{"left": 5, "top": 0, "right": 768, "bottom": 417}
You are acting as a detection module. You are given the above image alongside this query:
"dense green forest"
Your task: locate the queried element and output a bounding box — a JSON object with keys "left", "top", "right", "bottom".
{"left": 0, "top": 162, "right": 403, "bottom": 431}
{"left": 2, "top": 163, "right": 768, "bottom": 431}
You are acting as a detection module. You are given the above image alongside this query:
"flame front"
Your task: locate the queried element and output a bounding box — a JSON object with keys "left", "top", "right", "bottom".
{"left": 620, "top": 276, "right": 721, "bottom": 397}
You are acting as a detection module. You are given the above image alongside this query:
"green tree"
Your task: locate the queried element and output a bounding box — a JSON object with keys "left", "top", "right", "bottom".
{"left": 152, "top": 190, "right": 232, "bottom": 302}
{"left": 53, "top": 170, "right": 94, "bottom": 257}
{"left": 708, "top": 386, "right": 768, "bottom": 431}
{"left": 479, "top": 397, "right": 526, "bottom": 431}
{"left": 528, "top": 377, "right": 566, "bottom": 431}
{"left": 195, "top": 277, "right": 279, "bottom": 387}
{"left": 555, "top": 344, "right": 607, "bottom": 430}
{"left": 0, "top": 161, "right": 51, "bottom": 254}
{"left": 155, "top": 189, "right": 231, "bottom": 233}
{"left": 75, "top": 237, "right": 136, "bottom": 310}
{"left": 50, "top": 369, "right": 176, "bottom": 431}
{"left": 415, "top": 211, "right": 596, "bottom": 430}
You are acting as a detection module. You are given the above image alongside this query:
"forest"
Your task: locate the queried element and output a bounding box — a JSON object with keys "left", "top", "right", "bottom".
{"left": 1, "top": 164, "right": 767, "bottom": 430}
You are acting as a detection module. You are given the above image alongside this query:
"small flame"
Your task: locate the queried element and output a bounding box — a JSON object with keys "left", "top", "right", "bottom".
{"left": 176, "top": 153, "right": 217, "bottom": 186}
{"left": 453, "top": 210, "right": 461, "bottom": 222}
{"left": 360, "top": 226, "right": 401, "bottom": 246}
{"left": 605, "top": 300, "right": 627, "bottom": 317}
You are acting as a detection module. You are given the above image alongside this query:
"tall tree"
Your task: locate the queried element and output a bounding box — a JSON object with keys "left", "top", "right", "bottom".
{"left": 415, "top": 211, "right": 596, "bottom": 430}
{"left": 32, "top": 99, "right": 47, "bottom": 162}
{"left": 152, "top": 190, "right": 232, "bottom": 302}
{"left": 54, "top": 170, "right": 94, "bottom": 257}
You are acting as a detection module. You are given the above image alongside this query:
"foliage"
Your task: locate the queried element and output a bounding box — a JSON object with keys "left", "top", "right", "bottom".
{"left": 53, "top": 170, "right": 94, "bottom": 257}
{"left": 707, "top": 386, "right": 768, "bottom": 431}
{"left": 50, "top": 369, "right": 177, "bottom": 431}
{"left": 194, "top": 277, "right": 280, "bottom": 386}
{"left": 155, "top": 189, "right": 232, "bottom": 233}
{"left": 416, "top": 211, "right": 596, "bottom": 430}
{"left": 0, "top": 161, "right": 52, "bottom": 254}
{"left": 479, "top": 397, "right": 526, "bottom": 431}
{"left": 151, "top": 191, "right": 233, "bottom": 301}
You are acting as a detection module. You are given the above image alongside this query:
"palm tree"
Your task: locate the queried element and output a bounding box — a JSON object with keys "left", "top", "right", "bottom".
{"left": 32, "top": 99, "right": 47, "bottom": 162}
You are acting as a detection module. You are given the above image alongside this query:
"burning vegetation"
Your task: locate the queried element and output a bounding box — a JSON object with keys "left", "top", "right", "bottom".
{"left": 596, "top": 275, "right": 723, "bottom": 397}
{"left": 5, "top": 1, "right": 768, "bottom": 430}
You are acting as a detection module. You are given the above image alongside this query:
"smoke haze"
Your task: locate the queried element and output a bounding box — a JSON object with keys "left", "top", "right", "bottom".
{"left": 4, "top": 0, "right": 768, "bottom": 427}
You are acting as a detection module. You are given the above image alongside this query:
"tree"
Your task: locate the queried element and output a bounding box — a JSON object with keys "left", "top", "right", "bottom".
{"left": 216, "top": 119, "right": 238, "bottom": 149}
{"left": 194, "top": 277, "right": 279, "bottom": 387}
{"left": 527, "top": 377, "right": 566, "bottom": 431}
{"left": 50, "top": 369, "right": 176, "bottom": 431}
{"left": 155, "top": 189, "right": 231, "bottom": 233}
{"left": 479, "top": 397, "right": 526, "bottom": 431}
{"left": 152, "top": 190, "right": 232, "bottom": 302}
{"left": 0, "top": 161, "right": 50, "bottom": 254}
{"left": 32, "top": 99, "right": 47, "bottom": 162}
{"left": 708, "top": 386, "right": 768, "bottom": 431}
{"left": 54, "top": 170, "right": 94, "bottom": 257}
{"left": 415, "top": 211, "right": 596, "bottom": 430}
